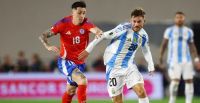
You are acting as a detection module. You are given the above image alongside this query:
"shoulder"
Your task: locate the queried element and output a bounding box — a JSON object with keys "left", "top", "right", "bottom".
{"left": 139, "top": 28, "right": 148, "bottom": 38}
{"left": 83, "top": 17, "right": 94, "bottom": 25}
{"left": 166, "top": 25, "right": 175, "bottom": 32}
{"left": 184, "top": 26, "right": 193, "bottom": 32}
{"left": 120, "top": 22, "right": 132, "bottom": 29}
{"left": 114, "top": 22, "right": 131, "bottom": 32}
{"left": 61, "top": 16, "right": 71, "bottom": 23}
{"left": 53, "top": 16, "right": 71, "bottom": 26}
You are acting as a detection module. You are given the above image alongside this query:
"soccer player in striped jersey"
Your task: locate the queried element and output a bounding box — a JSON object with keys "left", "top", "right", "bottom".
{"left": 159, "top": 11, "right": 200, "bottom": 103}
{"left": 79, "top": 8, "right": 154, "bottom": 103}
{"left": 39, "top": 1, "right": 102, "bottom": 103}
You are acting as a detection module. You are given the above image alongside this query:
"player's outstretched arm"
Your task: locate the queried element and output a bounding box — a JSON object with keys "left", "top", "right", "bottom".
{"left": 78, "top": 24, "right": 125, "bottom": 60}
{"left": 78, "top": 34, "right": 105, "bottom": 60}
{"left": 39, "top": 29, "right": 59, "bottom": 53}
{"left": 141, "top": 43, "right": 155, "bottom": 75}
{"left": 90, "top": 27, "right": 103, "bottom": 38}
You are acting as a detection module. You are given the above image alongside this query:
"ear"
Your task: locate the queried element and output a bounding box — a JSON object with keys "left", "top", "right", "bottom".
{"left": 130, "top": 18, "right": 132, "bottom": 23}
{"left": 71, "top": 9, "right": 76, "bottom": 15}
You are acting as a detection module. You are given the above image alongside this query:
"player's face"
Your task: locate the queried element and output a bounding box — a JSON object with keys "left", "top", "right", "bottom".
{"left": 175, "top": 14, "right": 185, "bottom": 26}
{"left": 131, "top": 16, "right": 145, "bottom": 32}
{"left": 72, "top": 7, "right": 86, "bottom": 24}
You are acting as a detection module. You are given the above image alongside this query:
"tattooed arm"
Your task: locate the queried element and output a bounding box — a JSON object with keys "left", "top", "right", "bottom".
{"left": 39, "top": 29, "right": 59, "bottom": 53}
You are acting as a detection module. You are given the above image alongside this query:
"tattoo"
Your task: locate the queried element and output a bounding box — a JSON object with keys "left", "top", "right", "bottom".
{"left": 39, "top": 28, "right": 55, "bottom": 49}
{"left": 45, "top": 29, "right": 55, "bottom": 38}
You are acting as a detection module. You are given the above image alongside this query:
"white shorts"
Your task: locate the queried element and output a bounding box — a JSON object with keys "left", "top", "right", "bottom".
{"left": 106, "top": 64, "right": 144, "bottom": 97}
{"left": 168, "top": 62, "right": 194, "bottom": 80}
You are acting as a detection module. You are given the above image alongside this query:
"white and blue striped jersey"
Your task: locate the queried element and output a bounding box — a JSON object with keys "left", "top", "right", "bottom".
{"left": 86, "top": 22, "right": 154, "bottom": 71}
{"left": 164, "top": 25, "right": 194, "bottom": 65}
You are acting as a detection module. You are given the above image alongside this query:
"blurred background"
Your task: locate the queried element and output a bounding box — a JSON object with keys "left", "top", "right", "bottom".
{"left": 0, "top": 0, "right": 200, "bottom": 102}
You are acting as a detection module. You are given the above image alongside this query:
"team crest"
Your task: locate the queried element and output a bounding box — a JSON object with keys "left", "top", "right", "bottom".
{"left": 134, "top": 37, "right": 137, "bottom": 43}
{"left": 79, "top": 29, "right": 85, "bottom": 34}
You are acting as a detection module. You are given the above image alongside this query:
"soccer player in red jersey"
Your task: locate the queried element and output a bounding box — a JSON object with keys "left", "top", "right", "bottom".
{"left": 39, "top": 1, "right": 102, "bottom": 103}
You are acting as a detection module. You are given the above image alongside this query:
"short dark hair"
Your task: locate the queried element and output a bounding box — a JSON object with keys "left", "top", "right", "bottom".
{"left": 131, "top": 8, "right": 146, "bottom": 17}
{"left": 175, "top": 11, "right": 185, "bottom": 15}
{"left": 71, "top": 1, "right": 86, "bottom": 9}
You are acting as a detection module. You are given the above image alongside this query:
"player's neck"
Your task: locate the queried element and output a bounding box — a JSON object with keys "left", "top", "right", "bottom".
{"left": 72, "top": 18, "right": 81, "bottom": 25}
{"left": 175, "top": 24, "right": 184, "bottom": 28}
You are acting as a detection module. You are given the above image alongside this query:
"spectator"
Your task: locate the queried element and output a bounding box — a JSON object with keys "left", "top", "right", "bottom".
{"left": 92, "top": 56, "right": 106, "bottom": 72}
{"left": 30, "top": 53, "right": 43, "bottom": 72}
{"left": 49, "top": 56, "right": 58, "bottom": 72}
{"left": 1, "top": 55, "right": 15, "bottom": 72}
{"left": 16, "top": 51, "right": 29, "bottom": 72}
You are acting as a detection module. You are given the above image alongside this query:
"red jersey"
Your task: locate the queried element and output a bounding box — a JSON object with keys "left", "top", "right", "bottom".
{"left": 51, "top": 16, "right": 95, "bottom": 64}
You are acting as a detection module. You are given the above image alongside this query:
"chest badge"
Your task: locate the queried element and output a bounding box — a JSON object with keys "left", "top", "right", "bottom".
{"left": 133, "top": 37, "right": 137, "bottom": 43}
{"left": 80, "top": 29, "right": 85, "bottom": 34}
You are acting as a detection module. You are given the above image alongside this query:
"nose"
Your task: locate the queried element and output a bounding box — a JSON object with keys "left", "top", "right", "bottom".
{"left": 134, "top": 22, "right": 139, "bottom": 26}
{"left": 80, "top": 14, "right": 85, "bottom": 19}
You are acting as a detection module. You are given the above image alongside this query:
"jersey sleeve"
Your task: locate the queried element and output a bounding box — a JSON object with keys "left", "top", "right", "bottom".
{"left": 103, "top": 24, "right": 126, "bottom": 39}
{"left": 139, "top": 29, "right": 149, "bottom": 47}
{"left": 141, "top": 42, "right": 155, "bottom": 72}
{"left": 188, "top": 29, "right": 194, "bottom": 43}
{"left": 141, "top": 33, "right": 154, "bottom": 72}
{"left": 50, "top": 19, "right": 65, "bottom": 35}
{"left": 141, "top": 34, "right": 149, "bottom": 47}
{"left": 85, "top": 24, "right": 126, "bottom": 53}
{"left": 163, "top": 28, "right": 171, "bottom": 39}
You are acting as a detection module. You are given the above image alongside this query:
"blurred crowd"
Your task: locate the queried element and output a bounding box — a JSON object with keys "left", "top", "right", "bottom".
{"left": 0, "top": 51, "right": 58, "bottom": 73}
{"left": 1, "top": 51, "right": 200, "bottom": 96}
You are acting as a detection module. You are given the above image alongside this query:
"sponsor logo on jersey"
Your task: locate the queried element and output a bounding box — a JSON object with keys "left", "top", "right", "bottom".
{"left": 80, "top": 29, "right": 85, "bottom": 34}
{"left": 127, "top": 38, "right": 132, "bottom": 42}
{"left": 109, "top": 32, "right": 114, "bottom": 36}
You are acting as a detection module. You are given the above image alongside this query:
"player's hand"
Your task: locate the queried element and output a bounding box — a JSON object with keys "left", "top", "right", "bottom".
{"left": 95, "top": 33, "right": 103, "bottom": 39}
{"left": 46, "top": 46, "right": 60, "bottom": 53}
{"left": 78, "top": 50, "right": 89, "bottom": 60}
{"left": 194, "top": 61, "right": 200, "bottom": 71}
{"left": 158, "top": 57, "right": 164, "bottom": 69}
{"left": 148, "top": 70, "right": 154, "bottom": 76}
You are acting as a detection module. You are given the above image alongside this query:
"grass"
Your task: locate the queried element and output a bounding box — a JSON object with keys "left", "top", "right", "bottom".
{"left": 0, "top": 97, "right": 199, "bottom": 103}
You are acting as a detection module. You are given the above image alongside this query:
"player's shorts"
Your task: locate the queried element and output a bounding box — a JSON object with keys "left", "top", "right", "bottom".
{"left": 106, "top": 64, "right": 144, "bottom": 97}
{"left": 168, "top": 62, "right": 194, "bottom": 80}
{"left": 57, "top": 57, "right": 86, "bottom": 86}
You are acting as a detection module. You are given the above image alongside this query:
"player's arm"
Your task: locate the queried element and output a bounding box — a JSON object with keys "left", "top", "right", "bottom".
{"left": 159, "top": 28, "right": 170, "bottom": 66}
{"left": 78, "top": 25, "right": 123, "bottom": 60}
{"left": 188, "top": 41, "right": 200, "bottom": 69}
{"left": 38, "top": 28, "right": 59, "bottom": 53}
{"left": 90, "top": 27, "right": 103, "bottom": 38}
{"left": 141, "top": 37, "right": 155, "bottom": 75}
{"left": 78, "top": 30, "right": 112, "bottom": 60}
{"left": 159, "top": 38, "right": 168, "bottom": 65}
{"left": 187, "top": 29, "right": 200, "bottom": 69}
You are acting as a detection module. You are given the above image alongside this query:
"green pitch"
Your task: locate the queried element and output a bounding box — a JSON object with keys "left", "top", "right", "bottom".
{"left": 0, "top": 97, "right": 199, "bottom": 103}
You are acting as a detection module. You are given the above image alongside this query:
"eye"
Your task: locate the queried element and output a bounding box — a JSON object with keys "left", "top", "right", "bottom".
{"left": 78, "top": 12, "right": 82, "bottom": 15}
